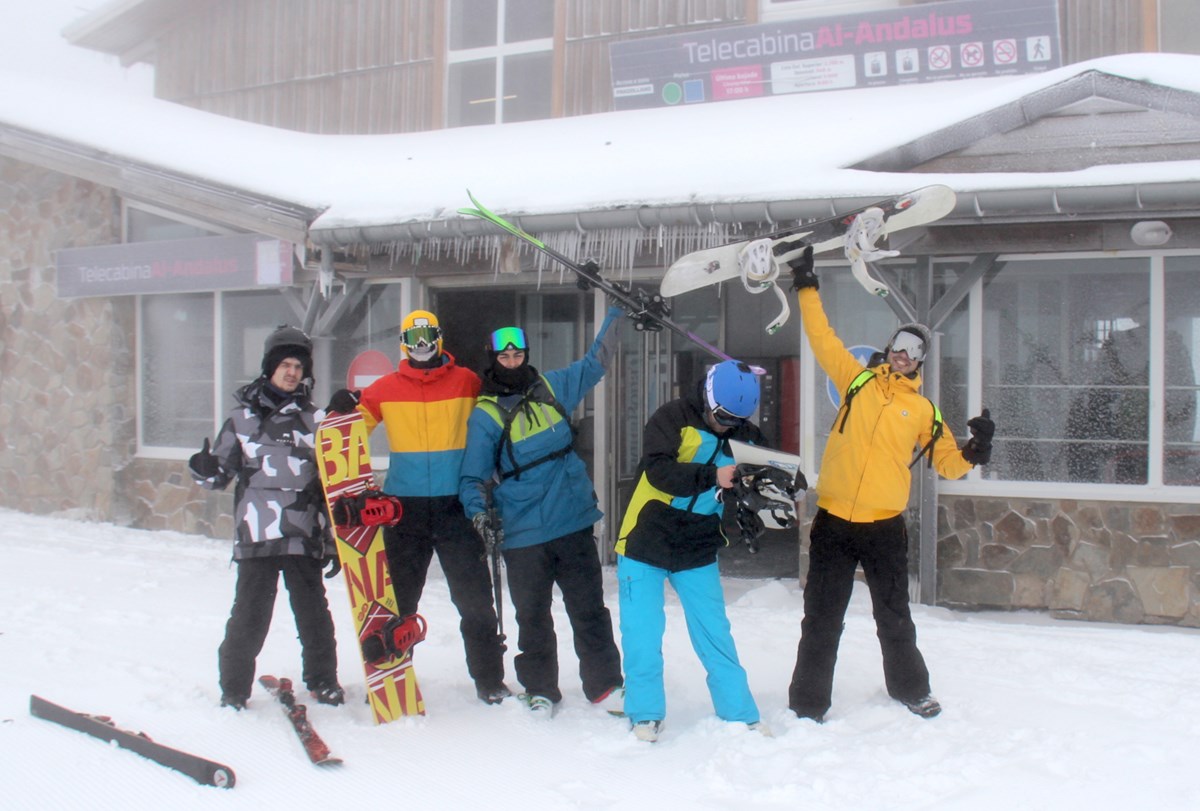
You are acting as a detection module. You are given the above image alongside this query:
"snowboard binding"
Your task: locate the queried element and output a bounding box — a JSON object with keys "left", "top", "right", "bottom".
{"left": 843, "top": 207, "right": 898, "bottom": 298}
{"left": 361, "top": 613, "right": 428, "bottom": 663}
{"left": 737, "top": 238, "right": 792, "bottom": 335}
{"left": 732, "top": 463, "right": 806, "bottom": 552}
{"left": 330, "top": 489, "right": 403, "bottom": 528}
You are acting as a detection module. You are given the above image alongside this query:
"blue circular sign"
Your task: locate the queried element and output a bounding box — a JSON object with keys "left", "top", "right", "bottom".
{"left": 826, "top": 344, "right": 881, "bottom": 408}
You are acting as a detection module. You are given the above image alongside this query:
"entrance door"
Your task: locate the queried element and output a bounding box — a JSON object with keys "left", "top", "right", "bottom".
{"left": 603, "top": 284, "right": 720, "bottom": 562}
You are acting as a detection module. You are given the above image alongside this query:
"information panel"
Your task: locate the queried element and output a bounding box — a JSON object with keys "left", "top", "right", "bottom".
{"left": 610, "top": 0, "right": 1060, "bottom": 110}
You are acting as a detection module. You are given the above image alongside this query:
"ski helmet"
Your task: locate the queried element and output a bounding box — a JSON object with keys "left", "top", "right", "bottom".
{"left": 261, "top": 325, "right": 313, "bottom": 379}
{"left": 704, "top": 360, "right": 760, "bottom": 425}
{"left": 886, "top": 323, "right": 932, "bottom": 364}
{"left": 400, "top": 310, "right": 443, "bottom": 362}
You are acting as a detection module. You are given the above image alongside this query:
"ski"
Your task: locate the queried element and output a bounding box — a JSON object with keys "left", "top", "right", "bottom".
{"left": 258, "top": 676, "right": 342, "bottom": 766}
{"left": 29, "top": 695, "right": 235, "bottom": 788}
{"left": 459, "top": 191, "right": 749, "bottom": 368}
{"left": 659, "top": 185, "right": 957, "bottom": 297}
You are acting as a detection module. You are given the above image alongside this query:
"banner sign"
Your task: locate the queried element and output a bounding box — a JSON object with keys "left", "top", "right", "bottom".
{"left": 56, "top": 234, "right": 294, "bottom": 298}
{"left": 610, "top": 0, "right": 1060, "bottom": 110}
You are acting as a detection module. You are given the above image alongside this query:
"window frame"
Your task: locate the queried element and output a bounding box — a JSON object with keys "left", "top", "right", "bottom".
{"left": 445, "top": 0, "right": 555, "bottom": 127}
{"left": 932, "top": 249, "right": 1200, "bottom": 504}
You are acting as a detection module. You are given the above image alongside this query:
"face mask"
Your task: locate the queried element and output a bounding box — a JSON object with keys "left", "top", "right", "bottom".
{"left": 407, "top": 344, "right": 438, "bottom": 362}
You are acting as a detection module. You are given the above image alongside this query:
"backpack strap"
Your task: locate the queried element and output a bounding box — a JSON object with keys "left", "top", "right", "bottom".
{"left": 909, "top": 400, "right": 944, "bottom": 470}
{"left": 837, "top": 369, "right": 944, "bottom": 469}
{"left": 836, "top": 369, "right": 876, "bottom": 434}
{"left": 480, "top": 376, "right": 575, "bottom": 481}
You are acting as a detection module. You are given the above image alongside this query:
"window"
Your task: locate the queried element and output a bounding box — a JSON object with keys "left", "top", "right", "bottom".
{"left": 139, "top": 291, "right": 294, "bottom": 455}
{"left": 1163, "top": 258, "right": 1200, "bottom": 485}
{"left": 447, "top": 0, "right": 554, "bottom": 127}
{"left": 140, "top": 294, "right": 214, "bottom": 448}
{"left": 1160, "top": 0, "right": 1200, "bottom": 56}
{"left": 801, "top": 254, "right": 1199, "bottom": 495}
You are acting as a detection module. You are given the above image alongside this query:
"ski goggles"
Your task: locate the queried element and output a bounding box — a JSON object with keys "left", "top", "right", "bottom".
{"left": 402, "top": 325, "right": 442, "bottom": 348}
{"left": 889, "top": 330, "right": 926, "bottom": 362}
{"left": 709, "top": 405, "right": 747, "bottom": 428}
{"left": 489, "top": 326, "right": 528, "bottom": 353}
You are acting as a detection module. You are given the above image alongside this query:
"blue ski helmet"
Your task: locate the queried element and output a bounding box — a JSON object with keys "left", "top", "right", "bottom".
{"left": 704, "top": 360, "right": 760, "bottom": 423}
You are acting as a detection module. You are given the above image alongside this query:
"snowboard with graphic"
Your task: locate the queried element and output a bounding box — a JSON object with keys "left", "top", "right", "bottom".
{"left": 314, "top": 410, "right": 425, "bottom": 722}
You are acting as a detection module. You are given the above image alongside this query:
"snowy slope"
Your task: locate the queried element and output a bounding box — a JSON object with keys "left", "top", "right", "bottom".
{"left": 2, "top": 509, "right": 1198, "bottom": 810}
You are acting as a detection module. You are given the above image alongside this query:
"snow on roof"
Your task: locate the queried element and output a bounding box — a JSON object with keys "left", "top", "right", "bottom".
{"left": 3, "top": 53, "right": 1200, "bottom": 235}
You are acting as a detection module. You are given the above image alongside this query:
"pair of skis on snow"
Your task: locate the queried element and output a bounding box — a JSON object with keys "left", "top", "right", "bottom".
{"left": 30, "top": 677, "right": 339, "bottom": 789}
{"left": 459, "top": 185, "right": 956, "bottom": 358}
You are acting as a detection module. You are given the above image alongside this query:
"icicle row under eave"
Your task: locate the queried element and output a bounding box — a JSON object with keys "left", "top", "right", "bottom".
{"left": 363, "top": 221, "right": 782, "bottom": 277}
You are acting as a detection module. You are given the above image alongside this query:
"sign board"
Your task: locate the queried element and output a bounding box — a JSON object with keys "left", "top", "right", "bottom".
{"left": 56, "top": 234, "right": 294, "bottom": 298}
{"left": 346, "top": 350, "right": 395, "bottom": 390}
{"left": 610, "top": 0, "right": 1060, "bottom": 110}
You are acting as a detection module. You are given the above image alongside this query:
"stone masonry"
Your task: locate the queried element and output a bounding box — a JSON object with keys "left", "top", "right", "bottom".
{"left": 936, "top": 495, "right": 1200, "bottom": 627}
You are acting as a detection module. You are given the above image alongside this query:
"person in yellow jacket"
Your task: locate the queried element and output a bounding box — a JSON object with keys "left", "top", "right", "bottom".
{"left": 778, "top": 245, "right": 994, "bottom": 722}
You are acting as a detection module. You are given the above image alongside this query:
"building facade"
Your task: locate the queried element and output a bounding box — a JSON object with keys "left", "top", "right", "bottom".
{"left": 2, "top": 0, "right": 1199, "bottom": 626}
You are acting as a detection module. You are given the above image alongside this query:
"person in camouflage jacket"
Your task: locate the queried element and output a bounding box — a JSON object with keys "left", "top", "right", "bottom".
{"left": 189, "top": 326, "right": 343, "bottom": 711}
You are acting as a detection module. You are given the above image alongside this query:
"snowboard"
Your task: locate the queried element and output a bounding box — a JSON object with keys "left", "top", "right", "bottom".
{"left": 314, "top": 410, "right": 425, "bottom": 723}
{"left": 30, "top": 695, "right": 235, "bottom": 788}
{"left": 660, "top": 185, "right": 956, "bottom": 297}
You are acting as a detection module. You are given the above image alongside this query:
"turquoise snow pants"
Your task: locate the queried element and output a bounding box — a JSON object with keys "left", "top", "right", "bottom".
{"left": 617, "top": 555, "right": 758, "bottom": 725}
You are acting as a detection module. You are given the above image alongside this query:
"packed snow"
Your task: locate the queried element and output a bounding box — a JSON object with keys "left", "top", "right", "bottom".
{"left": 2, "top": 508, "right": 1198, "bottom": 809}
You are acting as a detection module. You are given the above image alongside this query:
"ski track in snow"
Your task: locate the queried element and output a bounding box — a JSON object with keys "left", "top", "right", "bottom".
{"left": 2, "top": 508, "right": 1199, "bottom": 810}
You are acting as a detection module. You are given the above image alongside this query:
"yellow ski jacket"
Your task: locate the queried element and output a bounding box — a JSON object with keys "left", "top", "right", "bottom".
{"left": 799, "top": 288, "right": 973, "bottom": 522}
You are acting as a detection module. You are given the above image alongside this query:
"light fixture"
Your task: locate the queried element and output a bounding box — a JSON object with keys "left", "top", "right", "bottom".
{"left": 1130, "top": 220, "right": 1172, "bottom": 246}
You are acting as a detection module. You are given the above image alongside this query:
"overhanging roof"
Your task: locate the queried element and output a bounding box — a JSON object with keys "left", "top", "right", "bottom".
{"left": 3, "top": 53, "right": 1200, "bottom": 267}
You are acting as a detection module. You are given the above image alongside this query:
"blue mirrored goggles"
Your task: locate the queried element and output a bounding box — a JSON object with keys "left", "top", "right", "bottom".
{"left": 489, "top": 326, "right": 528, "bottom": 353}
{"left": 402, "top": 325, "right": 442, "bottom": 348}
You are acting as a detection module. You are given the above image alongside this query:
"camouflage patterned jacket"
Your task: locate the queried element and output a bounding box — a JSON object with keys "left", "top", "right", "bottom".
{"left": 190, "top": 378, "right": 333, "bottom": 561}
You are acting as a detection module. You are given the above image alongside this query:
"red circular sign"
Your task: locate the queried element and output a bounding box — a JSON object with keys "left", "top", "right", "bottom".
{"left": 346, "top": 350, "right": 394, "bottom": 390}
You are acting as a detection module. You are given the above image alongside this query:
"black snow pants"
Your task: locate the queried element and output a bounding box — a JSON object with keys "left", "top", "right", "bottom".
{"left": 383, "top": 495, "right": 507, "bottom": 690}
{"left": 218, "top": 554, "right": 338, "bottom": 699}
{"left": 788, "top": 509, "right": 931, "bottom": 718}
{"left": 502, "top": 528, "right": 623, "bottom": 704}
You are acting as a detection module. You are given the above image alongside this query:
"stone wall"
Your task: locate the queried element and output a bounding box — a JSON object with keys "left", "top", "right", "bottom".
{"left": 0, "top": 157, "right": 229, "bottom": 541}
{"left": 936, "top": 495, "right": 1200, "bottom": 627}
{"left": 0, "top": 157, "right": 133, "bottom": 520}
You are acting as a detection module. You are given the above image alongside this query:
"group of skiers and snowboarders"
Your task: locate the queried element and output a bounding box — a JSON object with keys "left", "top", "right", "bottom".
{"left": 189, "top": 244, "right": 995, "bottom": 742}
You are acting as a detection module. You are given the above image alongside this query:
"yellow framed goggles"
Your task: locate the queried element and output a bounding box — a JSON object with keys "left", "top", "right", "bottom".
{"left": 402, "top": 325, "right": 442, "bottom": 348}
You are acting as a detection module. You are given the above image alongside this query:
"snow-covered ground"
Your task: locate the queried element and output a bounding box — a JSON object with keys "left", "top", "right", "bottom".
{"left": 2, "top": 508, "right": 1197, "bottom": 810}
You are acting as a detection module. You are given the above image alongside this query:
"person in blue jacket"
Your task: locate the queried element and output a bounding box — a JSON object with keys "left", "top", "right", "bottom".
{"left": 460, "top": 306, "right": 625, "bottom": 718}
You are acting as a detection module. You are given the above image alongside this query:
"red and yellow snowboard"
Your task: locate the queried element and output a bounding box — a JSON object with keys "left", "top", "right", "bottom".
{"left": 315, "top": 410, "right": 424, "bottom": 722}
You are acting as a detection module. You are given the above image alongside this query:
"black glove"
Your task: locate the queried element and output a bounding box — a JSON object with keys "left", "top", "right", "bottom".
{"left": 326, "top": 388, "right": 361, "bottom": 414}
{"left": 472, "top": 512, "right": 499, "bottom": 550}
{"left": 773, "top": 243, "right": 817, "bottom": 291}
{"left": 962, "top": 408, "right": 994, "bottom": 465}
{"left": 189, "top": 438, "right": 221, "bottom": 478}
{"left": 323, "top": 555, "right": 341, "bottom": 579}
{"left": 331, "top": 489, "right": 403, "bottom": 527}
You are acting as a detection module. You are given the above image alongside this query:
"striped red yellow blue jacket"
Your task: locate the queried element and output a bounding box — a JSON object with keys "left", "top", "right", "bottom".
{"left": 357, "top": 351, "right": 480, "bottom": 498}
